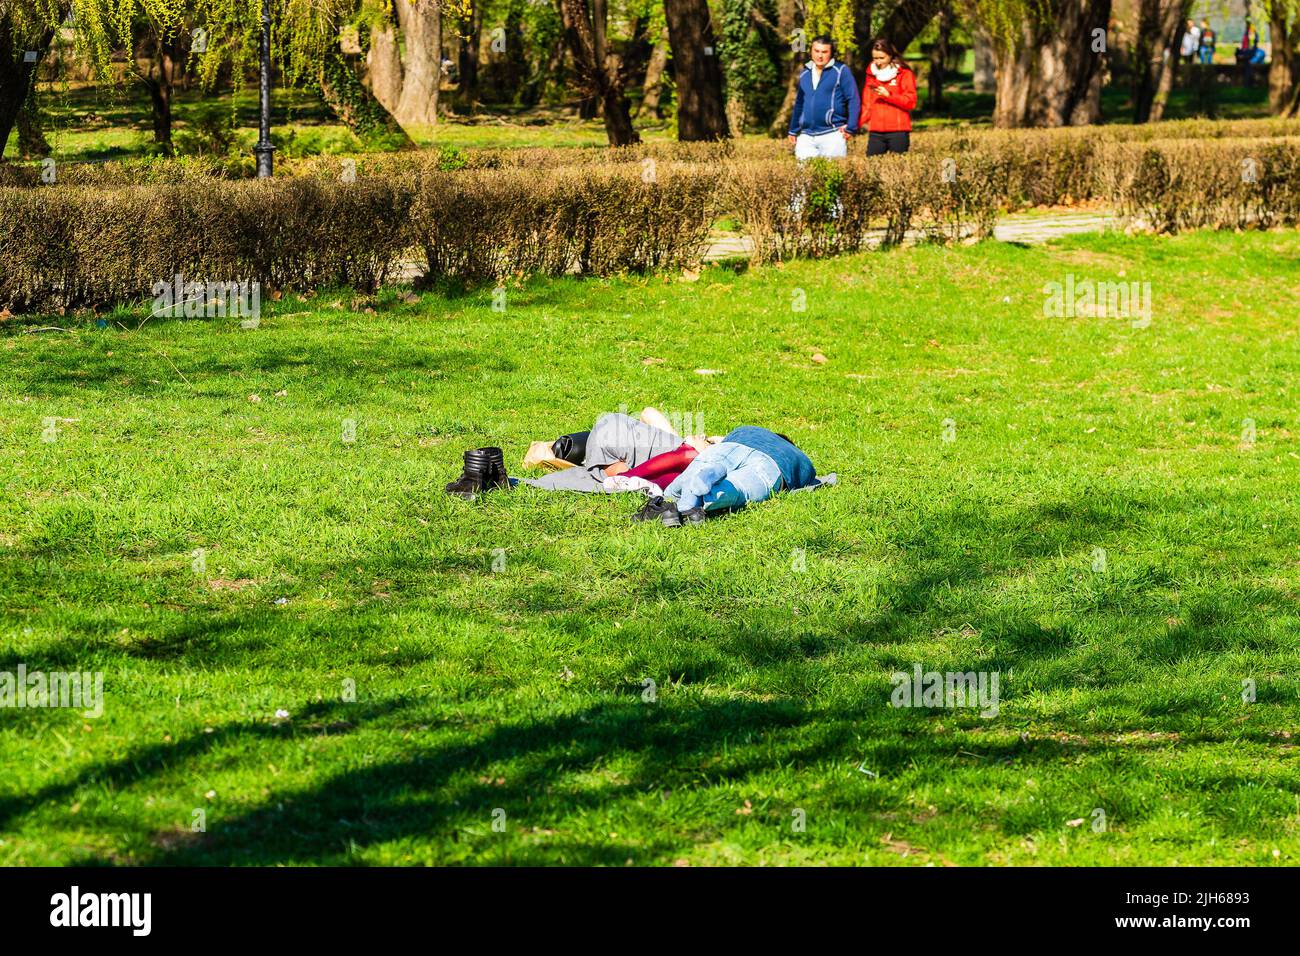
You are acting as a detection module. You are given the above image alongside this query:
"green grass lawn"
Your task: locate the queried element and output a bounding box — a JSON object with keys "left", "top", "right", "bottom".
{"left": 3, "top": 229, "right": 1300, "bottom": 865}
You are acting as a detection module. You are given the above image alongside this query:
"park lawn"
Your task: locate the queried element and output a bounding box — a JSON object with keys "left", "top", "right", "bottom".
{"left": 2, "top": 229, "right": 1300, "bottom": 866}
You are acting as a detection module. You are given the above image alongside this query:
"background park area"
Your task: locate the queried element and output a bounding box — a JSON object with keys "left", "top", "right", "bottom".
{"left": 2, "top": 0, "right": 1300, "bottom": 866}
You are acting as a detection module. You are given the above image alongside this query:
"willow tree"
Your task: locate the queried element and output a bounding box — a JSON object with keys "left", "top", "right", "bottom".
{"left": 8, "top": 0, "right": 414, "bottom": 154}
{"left": 364, "top": 0, "right": 466, "bottom": 128}
{"left": 1, "top": 1, "right": 69, "bottom": 158}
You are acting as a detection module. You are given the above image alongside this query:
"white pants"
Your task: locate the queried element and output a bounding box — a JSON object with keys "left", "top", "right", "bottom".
{"left": 794, "top": 130, "right": 848, "bottom": 161}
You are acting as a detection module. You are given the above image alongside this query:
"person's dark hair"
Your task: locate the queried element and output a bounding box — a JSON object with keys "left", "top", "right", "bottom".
{"left": 810, "top": 34, "right": 836, "bottom": 56}
{"left": 870, "top": 38, "right": 903, "bottom": 65}
{"left": 775, "top": 432, "right": 796, "bottom": 446}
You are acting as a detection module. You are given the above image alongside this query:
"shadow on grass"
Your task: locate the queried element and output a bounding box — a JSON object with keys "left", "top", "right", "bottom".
{"left": 5, "top": 491, "right": 1297, "bottom": 862}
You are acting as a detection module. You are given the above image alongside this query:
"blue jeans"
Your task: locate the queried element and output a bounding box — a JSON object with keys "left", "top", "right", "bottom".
{"left": 663, "top": 442, "right": 783, "bottom": 512}
{"left": 1198, "top": 48, "right": 1213, "bottom": 64}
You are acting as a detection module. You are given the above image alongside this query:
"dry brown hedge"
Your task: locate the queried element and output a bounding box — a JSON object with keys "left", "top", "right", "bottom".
{"left": 0, "top": 163, "right": 718, "bottom": 312}
{"left": 2, "top": 134, "right": 1298, "bottom": 313}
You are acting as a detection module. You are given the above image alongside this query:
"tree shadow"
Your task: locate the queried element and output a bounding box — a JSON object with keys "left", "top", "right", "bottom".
{"left": 7, "top": 489, "right": 1296, "bottom": 863}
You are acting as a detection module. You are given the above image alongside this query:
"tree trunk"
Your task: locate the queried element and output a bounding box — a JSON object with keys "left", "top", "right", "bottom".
{"left": 394, "top": 0, "right": 441, "bottom": 126}
{"left": 879, "top": 0, "right": 945, "bottom": 53}
{"left": 851, "top": 0, "right": 875, "bottom": 71}
{"left": 558, "top": 0, "right": 645, "bottom": 145}
{"left": 365, "top": 24, "right": 405, "bottom": 115}
{"left": 972, "top": 26, "right": 996, "bottom": 93}
{"left": 16, "top": 96, "right": 50, "bottom": 157}
{"left": 135, "top": 26, "right": 181, "bottom": 155}
{"left": 990, "top": 0, "right": 1112, "bottom": 128}
{"left": 1132, "top": 0, "right": 1189, "bottom": 123}
{"left": 524, "top": 35, "right": 566, "bottom": 106}
{"left": 664, "top": 0, "right": 730, "bottom": 140}
{"left": 456, "top": 5, "right": 481, "bottom": 112}
{"left": 636, "top": 29, "right": 669, "bottom": 117}
{"left": 928, "top": 5, "right": 952, "bottom": 110}
{"left": 768, "top": 0, "right": 801, "bottom": 135}
{"left": 318, "top": 48, "right": 415, "bottom": 145}
{"left": 1, "top": 8, "right": 61, "bottom": 161}
{"left": 1270, "top": 7, "right": 1300, "bottom": 117}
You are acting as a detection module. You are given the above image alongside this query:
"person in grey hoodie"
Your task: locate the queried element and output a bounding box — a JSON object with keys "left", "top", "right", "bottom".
{"left": 786, "top": 35, "right": 861, "bottom": 161}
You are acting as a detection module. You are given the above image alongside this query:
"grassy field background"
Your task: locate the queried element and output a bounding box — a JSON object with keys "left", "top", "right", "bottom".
{"left": 2, "top": 229, "right": 1300, "bottom": 865}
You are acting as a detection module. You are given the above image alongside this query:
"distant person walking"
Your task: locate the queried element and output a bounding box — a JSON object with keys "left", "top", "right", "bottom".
{"left": 1179, "top": 19, "right": 1201, "bottom": 64}
{"left": 786, "top": 35, "right": 860, "bottom": 161}
{"left": 859, "top": 38, "right": 917, "bottom": 156}
{"left": 1237, "top": 19, "right": 1265, "bottom": 86}
{"left": 1198, "top": 19, "right": 1216, "bottom": 64}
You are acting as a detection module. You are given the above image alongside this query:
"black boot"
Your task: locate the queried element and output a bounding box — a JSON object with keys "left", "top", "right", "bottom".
{"left": 446, "top": 448, "right": 499, "bottom": 499}
{"left": 482, "top": 446, "right": 510, "bottom": 491}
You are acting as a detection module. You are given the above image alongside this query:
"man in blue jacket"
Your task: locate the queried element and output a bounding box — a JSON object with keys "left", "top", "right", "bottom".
{"left": 787, "top": 35, "right": 860, "bottom": 160}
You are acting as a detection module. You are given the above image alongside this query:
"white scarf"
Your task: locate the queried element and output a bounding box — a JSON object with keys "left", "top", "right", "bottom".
{"left": 806, "top": 58, "right": 836, "bottom": 90}
{"left": 870, "top": 62, "right": 899, "bottom": 83}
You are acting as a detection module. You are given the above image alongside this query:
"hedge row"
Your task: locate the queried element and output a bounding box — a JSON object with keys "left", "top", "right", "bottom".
{"left": 2, "top": 138, "right": 1298, "bottom": 312}
{"left": 0, "top": 164, "right": 718, "bottom": 312}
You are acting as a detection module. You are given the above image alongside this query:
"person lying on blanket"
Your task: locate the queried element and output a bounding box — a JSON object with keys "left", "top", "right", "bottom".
{"left": 515, "top": 408, "right": 720, "bottom": 495}
{"left": 447, "top": 411, "right": 827, "bottom": 518}
{"left": 631, "top": 426, "right": 818, "bottom": 527}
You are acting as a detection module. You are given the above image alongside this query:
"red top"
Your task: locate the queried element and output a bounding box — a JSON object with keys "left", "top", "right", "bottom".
{"left": 860, "top": 66, "right": 916, "bottom": 133}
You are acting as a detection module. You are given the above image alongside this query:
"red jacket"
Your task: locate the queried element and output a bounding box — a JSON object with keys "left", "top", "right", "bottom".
{"left": 859, "top": 65, "right": 916, "bottom": 133}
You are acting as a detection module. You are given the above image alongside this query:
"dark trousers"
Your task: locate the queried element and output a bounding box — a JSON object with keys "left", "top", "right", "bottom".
{"left": 866, "top": 131, "right": 910, "bottom": 156}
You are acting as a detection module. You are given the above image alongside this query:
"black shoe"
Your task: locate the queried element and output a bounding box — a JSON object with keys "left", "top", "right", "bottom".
{"left": 446, "top": 447, "right": 507, "bottom": 499}
{"left": 678, "top": 506, "right": 707, "bottom": 525}
{"left": 481, "top": 446, "right": 510, "bottom": 491}
{"left": 632, "top": 495, "right": 680, "bottom": 526}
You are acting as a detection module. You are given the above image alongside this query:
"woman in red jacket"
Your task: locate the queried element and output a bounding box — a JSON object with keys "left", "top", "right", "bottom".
{"left": 859, "top": 38, "right": 916, "bottom": 155}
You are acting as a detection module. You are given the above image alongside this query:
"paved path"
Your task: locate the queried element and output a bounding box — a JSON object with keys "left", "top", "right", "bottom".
{"left": 394, "top": 210, "right": 1117, "bottom": 280}
{"left": 701, "top": 210, "right": 1117, "bottom": 261}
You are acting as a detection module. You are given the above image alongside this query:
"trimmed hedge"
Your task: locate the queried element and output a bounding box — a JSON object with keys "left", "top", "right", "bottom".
{"left": 0, "top": 163, "right": 718, "bottom": 312}
{"left": 2, "top": 136, "right": 1298, "bottom": 313}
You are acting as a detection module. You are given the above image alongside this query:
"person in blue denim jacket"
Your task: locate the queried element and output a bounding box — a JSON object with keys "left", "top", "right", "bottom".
{"left": 635, "top": 426, "right": 817, "bottom": 526}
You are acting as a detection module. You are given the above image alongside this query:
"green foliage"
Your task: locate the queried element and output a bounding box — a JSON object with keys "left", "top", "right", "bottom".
{"left": 173, "top": 106, "right": 237, "bottom": 155}
{"left": 803, "top": 155, "right": 845, "bottom": 218}
{"left": 435, "top": 144, "right": 469, "bottom": 171}
{"left": 719, "top": 0, "right": 784, "bottom": 131}
{"left": 802, "top": 0, "right": 856, "bottom": 54}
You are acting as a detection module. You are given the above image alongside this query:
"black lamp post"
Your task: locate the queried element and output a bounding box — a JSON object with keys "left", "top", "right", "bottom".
{"left": 253, "top": 0, "right": 275, "bottom": 177}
